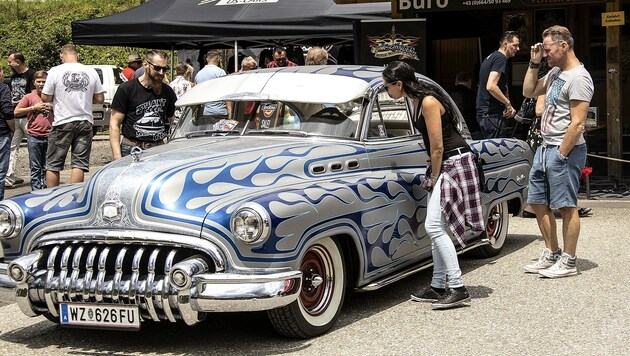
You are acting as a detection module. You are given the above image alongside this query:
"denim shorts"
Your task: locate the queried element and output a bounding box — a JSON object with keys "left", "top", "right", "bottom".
{"left": 528, "top": 143, "right": 587, "bottom": 209}
{"left": 46, "top": 120, "right": 93, "bottom": 172}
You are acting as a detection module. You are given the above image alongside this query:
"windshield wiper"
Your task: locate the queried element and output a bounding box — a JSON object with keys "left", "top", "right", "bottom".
{"left": 247, "top": 129, "right": 309, "bottom": 137}
{"left": 185, "top": 130, "right": 240, "bottom": 139}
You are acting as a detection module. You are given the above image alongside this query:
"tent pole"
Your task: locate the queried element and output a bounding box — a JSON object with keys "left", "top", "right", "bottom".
{"left": 234, "top": 40, "right": 238, "bottom": 73}
{"left": 170, "top": 45, "right": 175, "bottom": 80}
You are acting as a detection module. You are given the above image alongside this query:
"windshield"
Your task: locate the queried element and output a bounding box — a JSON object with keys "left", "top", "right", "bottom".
{"left": 171, "top": 99, "right": 364, "bottom": 140}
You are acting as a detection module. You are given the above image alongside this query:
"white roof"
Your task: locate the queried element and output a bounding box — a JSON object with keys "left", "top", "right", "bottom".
{"left": 176, "top": 71, "right": 371, "bottom": 106}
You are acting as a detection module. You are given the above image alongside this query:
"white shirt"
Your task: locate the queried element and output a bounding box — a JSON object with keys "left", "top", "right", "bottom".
{"left": 42, "top": 62, "right": 104, "bottom": 126}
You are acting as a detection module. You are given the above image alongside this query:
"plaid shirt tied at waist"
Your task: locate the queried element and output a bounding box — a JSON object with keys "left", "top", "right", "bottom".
{"left": 438, "top": 152, "right": 485, "bottom": 247}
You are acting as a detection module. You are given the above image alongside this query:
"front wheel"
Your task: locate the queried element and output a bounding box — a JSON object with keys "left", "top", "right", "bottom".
{"left": 267, "top": 237, "right": 346, "bottom": 338}
{"left": 468, "top": 201, "right": 509, "bottom": 258}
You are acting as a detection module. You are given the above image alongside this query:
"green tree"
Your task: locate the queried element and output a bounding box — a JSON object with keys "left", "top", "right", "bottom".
{"left": 0, "top": 0, "right": 144, "bottom": 74}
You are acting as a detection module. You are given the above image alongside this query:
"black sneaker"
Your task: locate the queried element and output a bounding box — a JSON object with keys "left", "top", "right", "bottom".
{"left": 431, "top": 287, "right": 471, "bottom": 310}
{"left": 410, "top": 287, "right": 445, "bottom": 302}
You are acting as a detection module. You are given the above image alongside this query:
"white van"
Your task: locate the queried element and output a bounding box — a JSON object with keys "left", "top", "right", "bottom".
{"left": 89, "top": 65, "right": 125, "bottom": 135}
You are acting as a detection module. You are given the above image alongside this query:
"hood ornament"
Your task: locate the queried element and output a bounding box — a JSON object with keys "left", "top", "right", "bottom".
{"left": 130, "top": 146, "right": 143, "bottom": 162}
{"left": 101, "top": 200, "right": 124, "bottom": 222}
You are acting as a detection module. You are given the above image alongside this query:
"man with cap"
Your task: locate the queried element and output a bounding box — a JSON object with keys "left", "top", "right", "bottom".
{"left": 122, "top": 53, "right": 142, "bottom": 81}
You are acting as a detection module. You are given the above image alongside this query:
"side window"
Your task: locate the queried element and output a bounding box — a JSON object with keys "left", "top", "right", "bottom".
{"left": 366, "top": 91, "right": 417, "bottom": 140}
{"left": 94, "top": 68, "right": 104, "bottom": 84}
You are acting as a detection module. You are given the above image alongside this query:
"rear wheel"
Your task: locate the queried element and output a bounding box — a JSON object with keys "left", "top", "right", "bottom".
{"left": 469, "top": 201, "right": 509, "bottom": 258}
{"left": 268, "top": 237, "right": 346, "bottom": 338}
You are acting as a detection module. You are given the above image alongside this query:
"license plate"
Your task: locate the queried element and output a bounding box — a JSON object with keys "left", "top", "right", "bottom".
{"left": 93, "top": 112, "right": 103, "bottom": 119}
{"left": 60, "top": 302, "right": 140, "bottom": 330}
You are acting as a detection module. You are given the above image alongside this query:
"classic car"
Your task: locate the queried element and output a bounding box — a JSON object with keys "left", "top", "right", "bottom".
{"left": 0, "top": 65, "right": 533, "bottom": 338}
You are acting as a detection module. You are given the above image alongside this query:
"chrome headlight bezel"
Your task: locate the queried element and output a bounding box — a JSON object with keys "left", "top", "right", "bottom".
{"left": 0, "top": 201, "right": 23, "bottom": 240}
{"left": 230, "top": 203, "right": 271, "bottom": 245}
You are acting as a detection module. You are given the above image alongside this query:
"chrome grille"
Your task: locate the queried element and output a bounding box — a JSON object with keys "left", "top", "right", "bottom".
{"left": 27, "top": 242, "right": 215, "bottom": 322}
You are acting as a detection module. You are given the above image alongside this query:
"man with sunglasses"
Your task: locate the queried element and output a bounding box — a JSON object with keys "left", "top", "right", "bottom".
{"left": 476, "top": 31, "right": 520, "bottom": 138}
{"left": 522, "top": 26, "right": 593, "bottom": 278}
{"left": 109, "top": 50, "right": 177, "bottom": 160}
{"left": 266, "top": 46, "right": 297, "bottom": 68}
{"left": 41, "top": 44, "right": 104, "bottom": 187}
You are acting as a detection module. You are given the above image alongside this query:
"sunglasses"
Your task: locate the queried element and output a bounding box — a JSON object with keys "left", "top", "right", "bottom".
{"left": 146, "top": 61, "right": 170, "bottom": 73}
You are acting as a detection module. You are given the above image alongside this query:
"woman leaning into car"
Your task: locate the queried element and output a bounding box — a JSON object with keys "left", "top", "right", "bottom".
{"left": 382, "top": 61, "right": 485, "bottom": 310}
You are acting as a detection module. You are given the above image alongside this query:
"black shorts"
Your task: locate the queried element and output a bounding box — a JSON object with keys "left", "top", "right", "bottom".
{"left": 46, "top": 120, "right": 93, "bottom": 172}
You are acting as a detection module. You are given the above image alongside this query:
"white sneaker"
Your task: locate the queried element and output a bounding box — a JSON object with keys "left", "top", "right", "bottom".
{"left": 524, "top": 248, "right": 561, "bottom": 273}
{"left": 538, "top": 252, "right": 578, "bottom": 278}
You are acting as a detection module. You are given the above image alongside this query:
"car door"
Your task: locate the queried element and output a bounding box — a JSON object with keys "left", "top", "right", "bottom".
{"left": 360, "top": 88, "right": 432, "bottom": 280}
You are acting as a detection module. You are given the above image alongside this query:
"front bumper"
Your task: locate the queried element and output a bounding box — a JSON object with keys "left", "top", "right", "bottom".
{"left": 0, "top": 262, "right": 16, "bottom": 290}
{"left": 2, "top": 251, "right": 302, "bottom": 325}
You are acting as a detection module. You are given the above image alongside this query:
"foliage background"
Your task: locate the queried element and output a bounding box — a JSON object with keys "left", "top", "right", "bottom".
{"left": 0, "top": 0, "right": 145, "bottom": 75}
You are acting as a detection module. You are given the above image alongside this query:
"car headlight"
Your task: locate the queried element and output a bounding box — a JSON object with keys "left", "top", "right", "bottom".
{"left": 230, "top": 203, "right": 270, "bottom": 244}
{"left": 0, "top": 202, "right": 23, "bottom": 240}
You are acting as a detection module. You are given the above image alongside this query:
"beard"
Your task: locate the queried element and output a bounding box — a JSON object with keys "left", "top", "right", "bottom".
{"left": 147, "top": 70, "right": 164, "bottom": 93}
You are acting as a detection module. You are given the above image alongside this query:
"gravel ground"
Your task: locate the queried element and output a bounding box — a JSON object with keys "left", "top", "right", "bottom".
{"left": 12, "top": 134, "right": 112, "bottom": 181}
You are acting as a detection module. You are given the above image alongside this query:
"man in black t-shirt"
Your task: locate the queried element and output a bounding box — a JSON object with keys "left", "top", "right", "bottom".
{"left": 6, "top": 51, "right": 35, "bottom": 187}
{"left": 110, "top": 50, "right": 177, "bottom": 160}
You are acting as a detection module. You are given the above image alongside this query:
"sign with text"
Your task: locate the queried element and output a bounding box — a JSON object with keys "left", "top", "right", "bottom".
{"left": 356, "top": 19, "right": 427, "bottom": 74}
{"left": 602, "top": 11, "right": 625, "bottom": 27}
{"left": 396, "top": 0, "right": 610, "bottom": 14}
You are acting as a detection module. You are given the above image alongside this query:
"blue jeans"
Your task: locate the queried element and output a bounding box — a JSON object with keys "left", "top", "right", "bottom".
{"left": 27, "top": 135, "right": 48, "bottom": 190}
{"left": 425, "top": 175, "right": 464, "bottom": 289}
{"left": 477, "top": 113, "right": 509, "bottom": 139}
{"left": 0, "top": 132, "right": 11, "bottom": 200}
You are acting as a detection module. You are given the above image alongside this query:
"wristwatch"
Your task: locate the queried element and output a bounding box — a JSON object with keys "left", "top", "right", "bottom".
{"left": 529, "top": 60, "right": 541, "bottom": 69}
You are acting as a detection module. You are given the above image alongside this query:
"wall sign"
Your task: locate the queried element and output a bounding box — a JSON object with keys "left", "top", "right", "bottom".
{"left": 602, "top": 11, "right": 625, "bottom": 27}
{"left": 355, "top": 19, "right": 427, "bottom": 74}
{"left": 395, "top": 0, "right": 610, "bottom": 14}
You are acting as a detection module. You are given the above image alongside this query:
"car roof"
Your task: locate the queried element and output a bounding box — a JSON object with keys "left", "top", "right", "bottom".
{"left": 177, "top": 65, "right": 387, "bottom": 106}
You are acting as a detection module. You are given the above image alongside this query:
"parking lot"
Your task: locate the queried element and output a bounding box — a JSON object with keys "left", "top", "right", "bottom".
{"left": 0, "top": 199, "right": 627, "bottom": 355}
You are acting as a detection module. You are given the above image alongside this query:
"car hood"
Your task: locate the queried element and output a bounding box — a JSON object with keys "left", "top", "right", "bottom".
{"left": 10, "top": 136, "right": 368, "bottom": 247}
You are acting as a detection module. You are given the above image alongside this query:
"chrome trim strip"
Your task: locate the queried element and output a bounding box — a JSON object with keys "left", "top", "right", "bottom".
{"left": 145, "top": 248, "right": 160, "bottom": 321}
{"left": 130, "top": 247, "right": 143, "bottom": 303}
{"left": 95, "top": 247, "right": 109, "bottom": 302}
{"left": 112, "top": 247, "right": 127, "bottom": 303}
{"left": 58, "top": 246, "right": 72, "bottom": 302}
{"left": 357, "top": 240, "right": 490, "bottom": 292}
{"left": 83, "top": 246, "right": 98, "bottom": 301}
{"left": 162, "top": 250, "right": 177, "bottom": 322}
{"left": 69, "top": 246, "right": 84, "bottom": 301}
{"left": 44, "top": 246, "right": 59, "bottom": 316}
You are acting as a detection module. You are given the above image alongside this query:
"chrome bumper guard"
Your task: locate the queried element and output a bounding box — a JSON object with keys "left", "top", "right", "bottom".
{"left": 1, "top": 250, "right": 302, "bottom": 326}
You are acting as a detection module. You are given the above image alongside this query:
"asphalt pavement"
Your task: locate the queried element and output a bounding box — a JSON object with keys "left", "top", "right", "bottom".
{"left": 0, "top": 199, "right": 628, "bottom": 355}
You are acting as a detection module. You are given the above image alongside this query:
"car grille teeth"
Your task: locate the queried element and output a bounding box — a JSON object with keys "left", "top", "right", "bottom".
{"left": 27, "top": 243, "right": 213, "bottom": 322}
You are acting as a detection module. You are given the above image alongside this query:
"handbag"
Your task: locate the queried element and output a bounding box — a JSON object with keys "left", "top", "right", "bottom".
{"left": 514, "top": 97, "right": 536, "bottom": 124}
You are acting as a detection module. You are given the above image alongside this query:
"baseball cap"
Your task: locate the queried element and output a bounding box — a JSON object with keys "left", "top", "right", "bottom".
{"left": 128, "top": 53, "right": 142, "bottom": 62}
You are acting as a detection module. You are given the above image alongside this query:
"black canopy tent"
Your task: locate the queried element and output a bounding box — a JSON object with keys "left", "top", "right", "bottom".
{"left": 71, "top": 0, "right": 391, "bottom": 49}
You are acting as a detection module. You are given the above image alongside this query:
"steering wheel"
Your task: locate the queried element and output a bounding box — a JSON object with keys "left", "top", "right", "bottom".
{"left": 310, "top": 107, "right": 347, "bottom": 121}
